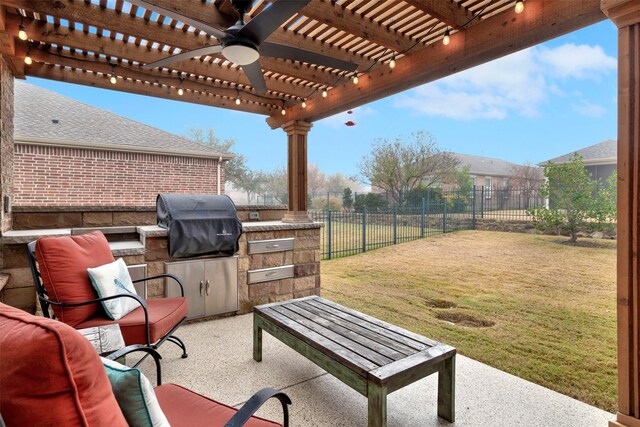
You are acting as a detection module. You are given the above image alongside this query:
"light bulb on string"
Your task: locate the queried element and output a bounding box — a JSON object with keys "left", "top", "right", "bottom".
{"left": 235, "top": 97, "right": 241, "bottom": 105}
{"left": 443, "top": 29, "right": 450, "bottom": 46}
{"left": 18, "top": 24, "right": 27, "bottom": 41}
{"left": 281, "top": 108, "right": 286, "bottom": 116}
{"left": 24, "top": 46, "right": 32, "bottom": 65}
{"left": 515, "top": 0, "right": 524, "bottom": 13}
{"left": 109, "top": 64, "right": 117, "bottom": 85}
{"left": 352, "top": 74, "right": 359, "bottom": 85}
{"left": 301, "top": 99, "right": 307, "bottom": 108}
{"left": 389, "top": 54, "right": 396, "bottom": 69}
{"left": 322, "top": 87, "right": 328, "bottom": 98}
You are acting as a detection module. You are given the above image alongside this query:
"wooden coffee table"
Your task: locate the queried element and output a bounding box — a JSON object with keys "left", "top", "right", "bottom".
{"left": 253, "top": 296, "right": 456, "bottom": 427}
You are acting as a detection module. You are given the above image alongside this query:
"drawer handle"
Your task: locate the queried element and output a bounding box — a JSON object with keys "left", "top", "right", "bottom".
{"left": 205, "top": 280, "right": 210, "bottom": 296}
{"left": 266, "top": 272, "right": 278, "bottom": 277}
{"left": 266, "top": 244, "right": 280, "bottom": 248}
{"left": 199, "top": 280, "right": 203, "bottom": 296}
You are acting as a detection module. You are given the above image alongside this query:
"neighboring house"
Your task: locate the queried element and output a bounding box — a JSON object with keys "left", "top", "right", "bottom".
{"left": 539, "top": 139, "right": 617, "bottom": 186}
{"left": 13, "top": 82, "right": 233, "bottom": 207}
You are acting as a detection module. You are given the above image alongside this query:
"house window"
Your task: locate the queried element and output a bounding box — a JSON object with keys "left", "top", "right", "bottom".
{"left": 485, "top": 177, "right": 492, "bottom": 198}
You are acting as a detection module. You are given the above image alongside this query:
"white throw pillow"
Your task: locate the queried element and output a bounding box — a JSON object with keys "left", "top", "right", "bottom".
{"left": 88, "top": 258, "right": 140, "bottom": 320}
{"left": 101, "top": 357, "right": 171, "bottom": 427}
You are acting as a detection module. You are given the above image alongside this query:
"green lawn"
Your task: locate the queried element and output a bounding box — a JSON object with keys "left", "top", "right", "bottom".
{"left": 321, "top": 231, "right": 617, "bottom": 412}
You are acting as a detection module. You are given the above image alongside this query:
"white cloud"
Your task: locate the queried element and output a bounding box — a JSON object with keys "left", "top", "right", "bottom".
{"left": 571, "top": 100, "right": 607, "bottom": 118}
{"left": 394, "top": 43, "right": 615, "bottom": 121}
{"left": 319, "top": 106, "right": 377, "bottom": 128}
{"left": 537, "top": 44, "right": 616, "bottom": 79}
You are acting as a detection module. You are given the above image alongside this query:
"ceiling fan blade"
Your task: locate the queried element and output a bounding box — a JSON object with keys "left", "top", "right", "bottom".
{"left": 261, "top": 42, "right": 358, "bottom": 72}
{"left": 127, "top": 0, "right": 228, "bottom": 40}
{"left": 239, "top": 0, "right": 311, "bottom": 44}
{"left": 241, "top": 60, "right": 267, "bottom": 94}
{"left": 142, "top": 45, "right": 223, "bottom": 70}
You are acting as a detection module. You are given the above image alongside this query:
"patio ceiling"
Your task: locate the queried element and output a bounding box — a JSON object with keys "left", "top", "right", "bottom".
{"left": 0, "top": 0, "right": 605, "bottom": 129}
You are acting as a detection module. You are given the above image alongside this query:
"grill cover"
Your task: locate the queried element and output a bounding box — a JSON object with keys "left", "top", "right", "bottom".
{"left": 156, "top": 194, "right": 242, "bottom": 258}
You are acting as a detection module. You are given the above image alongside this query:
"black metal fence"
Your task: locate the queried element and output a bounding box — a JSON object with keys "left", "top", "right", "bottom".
{"left": 309, "top": 187, "right": 545, "bottom": 260}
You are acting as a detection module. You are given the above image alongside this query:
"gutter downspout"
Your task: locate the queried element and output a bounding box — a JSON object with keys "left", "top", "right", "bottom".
{"left": 217, "top": 156, "right": 222, "bottom": 195}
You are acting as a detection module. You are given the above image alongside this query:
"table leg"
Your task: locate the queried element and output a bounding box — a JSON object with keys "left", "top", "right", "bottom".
{"left": 368, "top": 382, "right": 387, "bottom": 427}
{"left": 253, "top": 315, "right": 263, "bottom": 362}
{"left": 437, "top": 356, "right": 455, "bottom": 422}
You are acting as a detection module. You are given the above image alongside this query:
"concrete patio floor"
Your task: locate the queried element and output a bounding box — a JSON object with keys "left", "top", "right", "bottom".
{"left": 137, "top": 313, "right": 613, "bottom": 427}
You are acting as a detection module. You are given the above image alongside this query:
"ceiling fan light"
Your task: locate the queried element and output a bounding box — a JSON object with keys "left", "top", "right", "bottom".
{"left": 222, "top": 43, "right": 259, "bottom": 66}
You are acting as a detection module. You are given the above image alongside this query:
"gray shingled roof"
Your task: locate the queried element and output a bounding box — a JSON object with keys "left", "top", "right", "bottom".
{"left": 14, "top": 81, "right": 230, "bottom": 158}
{"left": 542, "top": 139, "right": 616, "bottom": 164}
{"left": 452, "top": 153, "right": 520, "bottom": 177}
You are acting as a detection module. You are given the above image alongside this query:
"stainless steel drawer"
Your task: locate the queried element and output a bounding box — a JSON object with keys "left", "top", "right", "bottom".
{"left": 248, "top": 238, "right": 294, "bottom": 254}
{"left": 248, "top": 265, "right": 294, "bottom": 284}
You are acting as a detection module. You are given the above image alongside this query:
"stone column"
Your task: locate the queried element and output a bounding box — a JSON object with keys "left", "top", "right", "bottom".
{"left": 282, "top": 120, "right": 312, "bottom": 223}
{"left": 601, "top": 1, "right": 640, "bottom": 426}
{"left": 0, "top": 54, "right": 14, "bottom": 235}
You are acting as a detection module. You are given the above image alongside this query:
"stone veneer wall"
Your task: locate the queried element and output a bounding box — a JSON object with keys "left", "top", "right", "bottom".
{"left": 0, "top": 55, "right": 14, "bottom": 236}
{"left": 10, "top": 205, "right": 287, "bottom": 230}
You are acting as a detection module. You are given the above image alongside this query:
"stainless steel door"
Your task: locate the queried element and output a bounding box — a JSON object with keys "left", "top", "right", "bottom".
{"left": 203, "top": 257, "right": 238, "bottom": 316}
{"left": 166, "top": 260, "right": 206, "bottom": 319}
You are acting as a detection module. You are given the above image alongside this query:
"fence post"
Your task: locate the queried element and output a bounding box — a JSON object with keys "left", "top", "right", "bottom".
{"left": 421, "top": 197, "right": 426, "bottom": 238}
{"left": 443, "top": 196, "right": 447, "bottom": 233}
{"left": 472, "top": 185, "right": 477, "bottom": 229}
{"left": 327, "top": 210, "right": 332, "bottom": 260}
{"left": 362, "top": 206, "right": 367, "bottom": 253}
{"left": 393, "top": 203, "right": 398, "bottom": 245}
{"left": 480, "top": 187, "right": 485, "bottom": 218}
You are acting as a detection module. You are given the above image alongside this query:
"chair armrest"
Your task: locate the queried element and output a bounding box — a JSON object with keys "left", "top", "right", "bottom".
{"left": 106, "top": 345, "right": 163, "bottom": 386}
{"left": 223, "top": 388, "right": 291, "bottom": 427}
{"left": 133, "top": 274, "right": 185, "bottom": 297}
{"left": 38, "top": 293, "right": 152, "bottom": 346}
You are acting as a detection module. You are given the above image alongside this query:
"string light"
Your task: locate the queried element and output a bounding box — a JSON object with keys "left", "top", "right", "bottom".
{"left": 389, "top": 54, "right": 396, "bottom": 69}
{"left": 235, "top": 89, "right": 241, "bottom": 105}
{"left": 443, "top": 29, "right": 450, "bottom": 46}
{"left": 301, "top": 99, "right": 307, "bottom": 108}
{"left": 322, "top": 87, "right": 328, "bottom": 98}
{"left": 515, "top": 0, "right": 524, "bottom": 13}
{"left": 177, "top": 76, "right": 184, "bottom": 95}
{"left": 109, "top": 64, "right": 117, "bottom": 85}
{"left": 18, "top": 16, "right": 27, "bottom": 41}
{"left": 352, "top": 73, "right": 359, "bottom": 85}
{"left": 280, "top": 101, "right": 286, "bottom": 116}
{"left": 24, "top": 46, "right": 32, "bottom": 65}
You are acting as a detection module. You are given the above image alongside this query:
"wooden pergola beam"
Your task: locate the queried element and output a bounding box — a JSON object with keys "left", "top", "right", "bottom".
{"left": 25, "top": 47, "right": 279, "bottom": 110}
{"left": 0, "top": 7, "right": 23, "bottom": 78}
{"left": 403, "top": 0, "right": 476, "bottom": 28}
{"left": 3, "top": 0, "right": 343, "bottom": 91}
{"left": 6, "top": 14, "right": 317, "bottom": 99}
{"left": 300, "top": 0, "right": 415, "bottom": 52}
{"left": 26, "top": 62, "right": 273, "bottom": 115}
{"left": 267, "top": 0, "right": 606, "bottom": 128}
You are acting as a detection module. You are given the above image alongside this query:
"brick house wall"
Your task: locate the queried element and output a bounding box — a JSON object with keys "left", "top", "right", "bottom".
{"left": 0, "top": 56, "right": 14, "bottom": 234}
{"left": 13, "top": 144, "right": 224, "bottom": 206}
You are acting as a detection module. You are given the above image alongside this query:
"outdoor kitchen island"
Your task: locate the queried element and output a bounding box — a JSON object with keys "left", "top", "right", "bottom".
{"left": 140, "top": 220, "right": 322, "bottom": 317}
{"left": 0, "top": 218, "right": 322, "bottom": 318}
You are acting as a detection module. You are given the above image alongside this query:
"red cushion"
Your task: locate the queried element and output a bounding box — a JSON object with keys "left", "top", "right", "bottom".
{"left": 36, "top": 231, "right": 115, "bottom": 327}
{"left": 155, "top": 384, "right": 282, "bottom": 427}
{"left": 76, "top": 297, "right": 187, "bottom": 345}
{"left": 0, "top": 303, "right": 128, "bottom": 427}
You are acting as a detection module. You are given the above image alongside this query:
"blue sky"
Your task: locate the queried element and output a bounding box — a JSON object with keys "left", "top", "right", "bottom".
{"left": 27, "top": 20, "right": 617, "bottom": 178}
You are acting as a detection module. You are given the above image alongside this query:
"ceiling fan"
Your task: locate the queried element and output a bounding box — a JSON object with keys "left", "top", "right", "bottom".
{"left": 128, "top": 0, "right": 359, "bottom": 94}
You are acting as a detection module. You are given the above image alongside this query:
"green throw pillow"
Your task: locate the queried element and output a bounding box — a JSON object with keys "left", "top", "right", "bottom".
{"left": 101, "top": 357, "right": 170, "bottom": 427}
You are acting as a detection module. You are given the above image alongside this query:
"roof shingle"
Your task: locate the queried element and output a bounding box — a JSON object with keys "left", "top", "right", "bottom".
{"left": 542, "top": 139, "right": 616, "bottom": 164}
{"left": 14, "top": 81, "right": 230, "bottom": 158}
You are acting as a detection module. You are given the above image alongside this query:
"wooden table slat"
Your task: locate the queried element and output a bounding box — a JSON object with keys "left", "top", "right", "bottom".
{"left": 259, "top": 307, "right": 379, "bottom": 374}
{"left": 285, "top": 302, "right": 409, "bottom": 361}
{"left": 296, "top": 300, "right": 420, "bottom": 356}
{"left": 305, "top": 298, "right": 432, "bottom": 350}
{"left": 270, "top": 305, "right": 394, "bottom": 367}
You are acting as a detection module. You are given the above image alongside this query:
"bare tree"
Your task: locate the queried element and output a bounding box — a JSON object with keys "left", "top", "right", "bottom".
{"left": 509, "top": 161, "right": 544, "bottom": 209}
{"left": 358, "top": 131, "right": 459, "bottom": 203}
{"left": 261, "top": 167, "right": 288, "bottom": 205}
{"left": 307, "top": 163, "right": 326, "bottom": 198}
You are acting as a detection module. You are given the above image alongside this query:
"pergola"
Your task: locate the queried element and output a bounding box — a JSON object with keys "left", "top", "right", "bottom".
{"left": 0, "top": 0, "right": 638, "bottom": 425}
